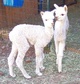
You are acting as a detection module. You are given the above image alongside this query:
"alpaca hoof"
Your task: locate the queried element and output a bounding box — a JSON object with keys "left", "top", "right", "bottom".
{"left": 37, "top": 72, "right": 42, "bottom": 76}
{"left": 35, "top": 71, "right": 42, "bottom": 76}
{"left": 10, "top": 73, "right": 16, "bottom": 78}
{"left": 24, "top": 75, "right": 31, "bottom": 79}
{"left": 40, "top": 66, "right": 45, "bottom": 71}
{"left": 26, "top": 76, "right": 31, "bottom": 79}
{"left": 58, "top": 69, "right": 62, "bottom": 73}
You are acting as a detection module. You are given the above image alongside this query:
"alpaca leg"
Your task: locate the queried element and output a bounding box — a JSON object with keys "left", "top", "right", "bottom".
{"left": 54, "top": 40, "right": 59, "bottom": 64}
{"left": 63, "top": 40, "right": 66, "bottom": 51}
{"left": 16, "top": 52, "right": 31, "bottom": 78}
{"left": 8, "top": 44, "right": 17, "bottom": 77}
{"left": 16, "top": 39, "right": 31, "bottom": 79}
{"left": 57, "top": 41, "right": 65, "bottom": 72}
{"left": 35, "top": 46, "right": 43, "bottom": 76}
{"left": 40, "top": 53, "right": 45, "bottom": 71}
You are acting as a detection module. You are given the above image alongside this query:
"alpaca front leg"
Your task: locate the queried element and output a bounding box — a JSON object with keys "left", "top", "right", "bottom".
{"left": 40, "top": 53, "right": 45, "bottom": 71}
{"left": 35, "top": 46, "right": 44, "bottom": 76}
{"left": 57, "top": 54, "right": 63, "bottom": 73}
{"left": 35, "top": 56, "right": 43, "bottom": 76}
{"left": 54, "top": 40, "right": 59, "bottom": 64}
{"left": 8, "top": 44, "right": 17, "bottom": 77}
{"left": 57, "top": 41, "right": 65, "bottom": 72}
{"left": 55, "top": 41, "right": 59, "bottom": 55}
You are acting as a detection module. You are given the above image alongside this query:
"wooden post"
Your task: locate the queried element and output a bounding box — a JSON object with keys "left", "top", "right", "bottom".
{"left": 47, "top": 0, "right": 50, "bottom": 11}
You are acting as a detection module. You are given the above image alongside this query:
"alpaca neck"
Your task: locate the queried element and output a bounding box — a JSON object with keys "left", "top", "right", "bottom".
{"left": 55, "top": 19, "right": 66, "bottom": 31}
{"left": 45, "top": 26, "right": 54, "bottom": 38}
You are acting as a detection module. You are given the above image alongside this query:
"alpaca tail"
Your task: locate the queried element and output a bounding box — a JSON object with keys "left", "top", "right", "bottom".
{"left": 9, "top": 31, "right": 14, "bottom": 42}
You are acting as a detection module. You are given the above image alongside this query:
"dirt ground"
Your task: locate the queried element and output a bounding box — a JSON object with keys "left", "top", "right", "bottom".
{"left": 0, "top": 3, "right": 80, "bottom": 84}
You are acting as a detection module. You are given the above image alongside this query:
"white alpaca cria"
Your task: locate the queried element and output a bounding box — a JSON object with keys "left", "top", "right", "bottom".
{"left": 8, "top": 11, "right": 54, "bottom": 78}
{"left": 53, "top": 4, "right": 69, "bottom": 72}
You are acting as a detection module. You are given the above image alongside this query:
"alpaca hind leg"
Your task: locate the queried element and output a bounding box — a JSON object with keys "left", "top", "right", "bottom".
{"left": 8, "top": 44, "right": 17, "bottom": 77}
{"left": 16, "top": 40, "right": 31, "bottom": 79}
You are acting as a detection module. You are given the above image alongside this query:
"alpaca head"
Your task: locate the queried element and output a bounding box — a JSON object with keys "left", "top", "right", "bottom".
{"left": 53, "top": 4, "right": 68, "bottom": 21}
{"left": 40, "top": 11, "right": 54, "bottom": 28}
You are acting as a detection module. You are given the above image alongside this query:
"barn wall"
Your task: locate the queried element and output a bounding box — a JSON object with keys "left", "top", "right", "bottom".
{"left": 0, "top": 0, "right": 38, "bottom": 29}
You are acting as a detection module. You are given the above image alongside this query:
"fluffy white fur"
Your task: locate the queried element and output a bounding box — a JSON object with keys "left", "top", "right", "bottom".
{"left": 53, "top": 4, "right": 69, "bottom": 72}
{"left": 8, "top": 11, "right": 54, "bottom": 78}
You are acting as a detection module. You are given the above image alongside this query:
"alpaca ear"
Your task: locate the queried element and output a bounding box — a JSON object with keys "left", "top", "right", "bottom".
{"left": 54, "top": 4, "right": 59, "bottom": 8}
{"left": 40, "top": 11, "right": 44, "bottom": 16}
{"left": 64, "top": 5, "right": 68, "bottom": 12}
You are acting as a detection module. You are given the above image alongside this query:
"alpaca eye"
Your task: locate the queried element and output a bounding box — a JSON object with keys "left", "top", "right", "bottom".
{"left": 45, "top": 19, "right": 48, "bottom": 21}
{"left": 61, "top": 14, "right": 64, "bottom": 16}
